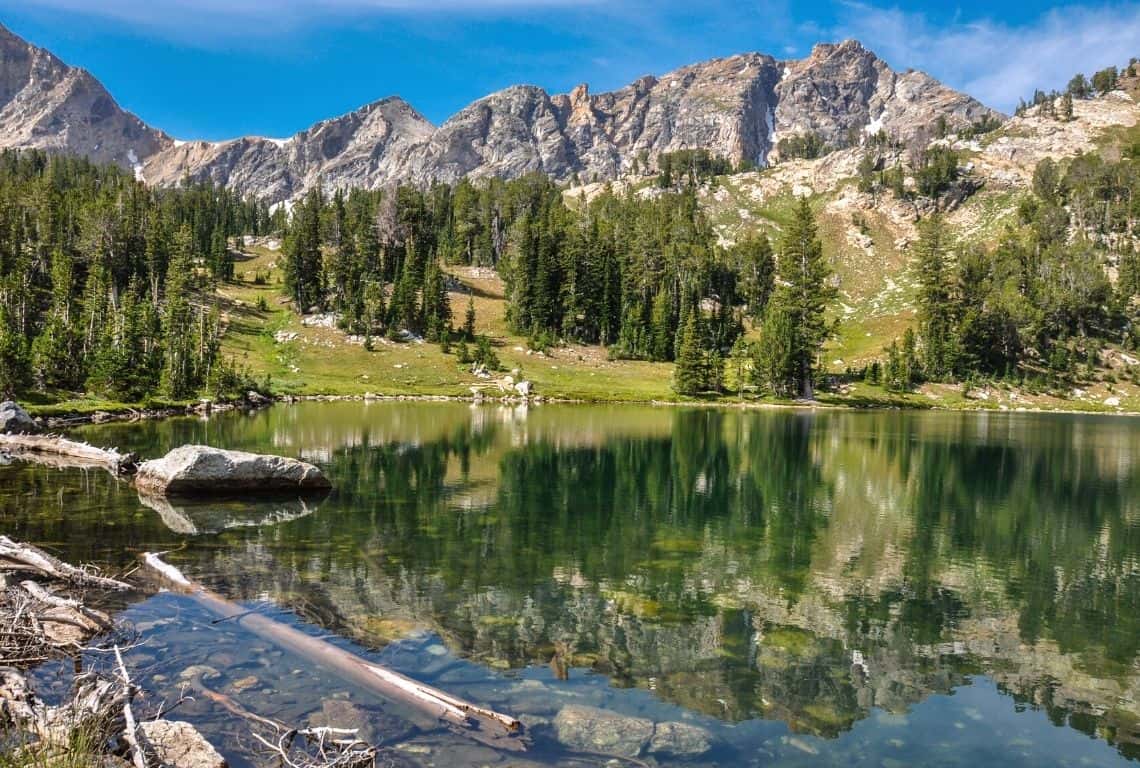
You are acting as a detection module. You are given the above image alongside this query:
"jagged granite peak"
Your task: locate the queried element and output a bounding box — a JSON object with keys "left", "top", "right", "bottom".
{"left": 0, "top": 22, "right": 170, "bottom": 170}
{"left": 141, "top": 95, "right": 434, "bottom": 201}
{"left": 771, "top": 40, "right": 997, "bottom": 157}
{"left": 0, "top": 23, "right": 1003, "bottom": 201}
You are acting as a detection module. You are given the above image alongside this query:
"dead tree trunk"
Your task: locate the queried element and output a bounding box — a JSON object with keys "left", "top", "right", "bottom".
{"left": 0, "top": 537, "right": 132, "bottom": 591}
{"left": 0, "top": 434, "right": 138, "bottom": 475}
{"left": 140, "top": 553, "right": 526, "bottom": 752}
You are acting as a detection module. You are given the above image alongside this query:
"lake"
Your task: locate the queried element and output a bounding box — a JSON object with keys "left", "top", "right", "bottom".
{"left": 3, "top": 402, "right": 1139, "bottom": 766}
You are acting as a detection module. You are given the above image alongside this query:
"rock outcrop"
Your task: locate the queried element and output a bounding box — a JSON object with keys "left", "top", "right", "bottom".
{"left": 0, "top": 24, "right": 1001, "bottom": 203}
{"left": 0, "top": 24, "right": 169, "bottom": 171}
{"left": 144, "top": 41, "right": 999, "bottom": 200}
{"left": 0, "top": 401, "right": 38, "bottom": 434}
{"left": 135, "top": 445, "right": 331, "bottom": 496}
{"left": 139, "top": 719, "right": 227, "bottom": 768}
{"left": 553, "top": 704, "right": 655, "bottom": 758}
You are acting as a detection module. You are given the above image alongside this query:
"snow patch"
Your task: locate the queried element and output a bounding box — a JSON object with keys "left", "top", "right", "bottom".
{"left": 127, "top": 149, "right": 144, "bottom": 182}
{"left": 261, "top": 137, "right": 292, "bottom": 148}
{"left": 268, "top": 199, "right": 295, "bottom": 218}
{"left": 864, "top": 111, "right": 886, "bottom": 136}
{"left": 781, "top": 66, "right": 791, "bottom": 81}
{"left": 173, "top": 139, "right": 187, "bottom": 148}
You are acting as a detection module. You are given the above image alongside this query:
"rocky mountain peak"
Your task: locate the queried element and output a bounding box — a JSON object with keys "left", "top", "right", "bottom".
{"left": 0, "top": 23, "right": 1004, "bottom": 202}
{"left": 0, "top": 22, "right": 169, "bottom": 170}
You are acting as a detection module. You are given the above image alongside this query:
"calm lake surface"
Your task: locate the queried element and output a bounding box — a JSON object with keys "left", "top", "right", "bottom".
{"left": 3, "top": 403, "right": 1140, "bottom": 766}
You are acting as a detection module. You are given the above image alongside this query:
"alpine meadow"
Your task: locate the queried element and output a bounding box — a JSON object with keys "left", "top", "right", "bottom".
{"left": 1, "top": 7, "right": 1140, "bottom": 768}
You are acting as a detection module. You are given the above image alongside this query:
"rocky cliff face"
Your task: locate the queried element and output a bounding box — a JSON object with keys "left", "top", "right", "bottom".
{"left": 0, "top": 24, "right": 170, "bottom": 171}
{"left": 0, "top": 24, "right": 1001, "bottom": 202}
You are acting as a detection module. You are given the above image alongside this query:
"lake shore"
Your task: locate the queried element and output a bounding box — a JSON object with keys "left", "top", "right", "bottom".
{"left": 18, "top": 384, "right": 1140, "bottom": 430}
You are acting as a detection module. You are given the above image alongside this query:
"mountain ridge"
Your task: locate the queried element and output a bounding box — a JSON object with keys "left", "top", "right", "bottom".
{"left": 0, "top": 23, "right": 1002, "bottom": 202}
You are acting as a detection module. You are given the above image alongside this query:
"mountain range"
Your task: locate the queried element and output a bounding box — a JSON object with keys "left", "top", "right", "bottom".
{"left": 0, "top": 22, "right": 1002, "bottom": 202}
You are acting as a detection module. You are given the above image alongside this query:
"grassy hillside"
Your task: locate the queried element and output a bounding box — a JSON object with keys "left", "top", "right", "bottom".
{"left": 193, "top": 235, "right": 1140, "bottom": 415}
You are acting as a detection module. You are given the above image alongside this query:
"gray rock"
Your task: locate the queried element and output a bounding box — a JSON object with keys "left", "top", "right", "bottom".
{"left": 139, "top": 719, "right": 227, "bottom": 768}
{"left": 0, "top": 401, "right": 38, "bottom": 434}
{"left": 0, "top": 25, "right": 1001, "bottom": 204}
{"left": 553, "top": 704, "right": 653, "bottom": 758}
{"left": 0, "top": 25, "right": 169, "bottom": 171}
{"left": 135, "top": 445, "right": 331, "bottom": 496}
{"left": 648, "top": 721, "right": 712, "bottom": 756}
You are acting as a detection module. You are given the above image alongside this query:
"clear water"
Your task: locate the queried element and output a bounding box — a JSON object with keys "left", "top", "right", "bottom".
{"left": 3, "top": 402, "right": 1139, "bottom": 766}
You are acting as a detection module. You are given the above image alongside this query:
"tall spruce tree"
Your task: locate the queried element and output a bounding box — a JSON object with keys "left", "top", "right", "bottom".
{"left": 673, "top": 313, "right": 707, "bottom": 395}
{"left": 914, "top": 215, "right": 956, "bottom": 380}
{"left": 769, "top": 197, "right": 835, "bottom": 398}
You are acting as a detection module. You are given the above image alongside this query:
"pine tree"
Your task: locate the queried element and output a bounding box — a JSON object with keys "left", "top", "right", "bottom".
{"left": 752, "top": 298, "right": 797, "bottom": 397}
{"left": 161, "top": 226, "right": 197, "bottom": 398}
{"left": 284, "top": 187, "right": 324, "bottom": 312}
{"left": 0, "top": 300, "right": 29, "bottom": 397}
{"left": 902, "top": 327, "right": 920, "bottom": 388}
{"left": 731, "top": 234, "right": 775, "bottom": 321}
{"left": 464, "top": 295, "right": 477, "bottom": 340}
{"left": 729, "top": 335, "right": 751, "bottom": 398}
{"left": 420, "top": 258, "right": 449, "bottom": 342}
{"left": 650, "top": 289, "right": 673, "bottom": 361}
{"left": 673, "top": 313, "right": 707, "bottom": 395}
{"left": 914, "top": 215, "right": 955, "bottom": 380}
{"left": 771, "top": 197, "right": 836, "bottom": 398}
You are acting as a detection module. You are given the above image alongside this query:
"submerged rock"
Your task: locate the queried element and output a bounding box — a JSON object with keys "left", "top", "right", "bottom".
{"left": 553, "top": 704, "right": 653, "bottom": 758}
{"left": 135, "top": 445, "right": 331, "bottom": 496}
{"left": 649, "top": 721, "right": 712, "bottom": 756}
{"left": 0, "top": 401, "right": 38, "bottom": 434}
{"left": 139, "top": 719, "right": 227, "bottom": 768}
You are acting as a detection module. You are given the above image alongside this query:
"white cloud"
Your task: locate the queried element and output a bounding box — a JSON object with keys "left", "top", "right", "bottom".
{"left": 833, "top": 2, "right": 1140, "bottom": 112}
{"left": 6, "top": 0, "right": 604, "bottom": 39}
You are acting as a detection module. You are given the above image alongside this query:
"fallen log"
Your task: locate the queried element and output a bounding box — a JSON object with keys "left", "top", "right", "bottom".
{"left": 0, "top": 537, "right": 132, "bottom": 592}
{"left": 0, "top": 433, "right": 138, "bottom": 476}
{"left": 140, "top": 552, "right": 526, "bottom": 752}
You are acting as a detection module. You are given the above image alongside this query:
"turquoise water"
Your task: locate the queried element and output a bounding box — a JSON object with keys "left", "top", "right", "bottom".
{"left": 4, "top": 403, "right": 1140, "bottom": 766}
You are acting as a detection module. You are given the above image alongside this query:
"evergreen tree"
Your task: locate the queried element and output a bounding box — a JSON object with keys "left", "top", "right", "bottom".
{"left": 673, "top": 313, "right": 707, "bottom": 395}
{"left": 752, "top": 298, "right": 797, "bottom": 397}
{"left": 421, "top": 257, "right": 452, "bottom": 342}
{"left": 731, "top": 234, "right": 775, "bottom": 321}
{"left": 914, "top": 215, "right": 956, "bottom": 380}
{"left": 770, "top": 197, "right": 836, "bottom": 398}
{"left": 284, "top": 187, "right": 324, "bottom": 311}
{"left": 0, "top": 300, "right": 29, "bottom": 397}
{"left": 160, "top": 226, "right": 197, "bottom": 398}
{"left": 464, "top": 294, "right": 477, "bottom": 339}
{"left": 729, "top": 335, "right": 751, "bottom": 398}
{"left": 650, "top": 289, "right": 674, "bottom": 362}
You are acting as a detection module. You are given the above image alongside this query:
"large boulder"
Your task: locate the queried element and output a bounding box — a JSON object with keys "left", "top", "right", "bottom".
{"left": 0, "top": 401, "right": 38, "bottom": 434}
{"left": 139, "top": 719, "right": 226, "bottom": 768}
{"left": 135, "top": 445, "right": 331, "bottom": 496}
{"left": 553, "top": 704, "right": 654, "bottom": 758}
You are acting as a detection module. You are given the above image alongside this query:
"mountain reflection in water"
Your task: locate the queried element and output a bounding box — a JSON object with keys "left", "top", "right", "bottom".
{"left": 2, "top": 402, "right": 1138, "bottom": 765}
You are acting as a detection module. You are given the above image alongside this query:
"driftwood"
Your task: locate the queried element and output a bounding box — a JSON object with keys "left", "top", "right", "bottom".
{"left": 0, "top": 433, "right": 138, "bottom": 475}
{"left": 141, "top": 552, "right": 526, "bottom": 752}
{"left": 113, "top": 644, "right": 148, "bottom": 768}
{"left": 0, "top": 536, "right": 132, "bottom": 592}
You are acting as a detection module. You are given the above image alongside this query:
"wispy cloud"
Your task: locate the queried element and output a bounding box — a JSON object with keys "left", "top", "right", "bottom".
{"left": 833, "top": 2, "right": 1140, "bottom": 111}
{"left": 6, "top": 0, "right": 607, "bottom": 40}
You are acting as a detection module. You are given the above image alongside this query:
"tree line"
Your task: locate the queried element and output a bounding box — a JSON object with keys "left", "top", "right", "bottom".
{"left": 0, "top": 150, "right": 271, "bottom": 400}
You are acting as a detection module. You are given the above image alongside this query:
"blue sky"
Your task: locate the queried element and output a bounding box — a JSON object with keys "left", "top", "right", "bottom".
{"left": 3, "top": 1, "right": 1139, "bottom": 140}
